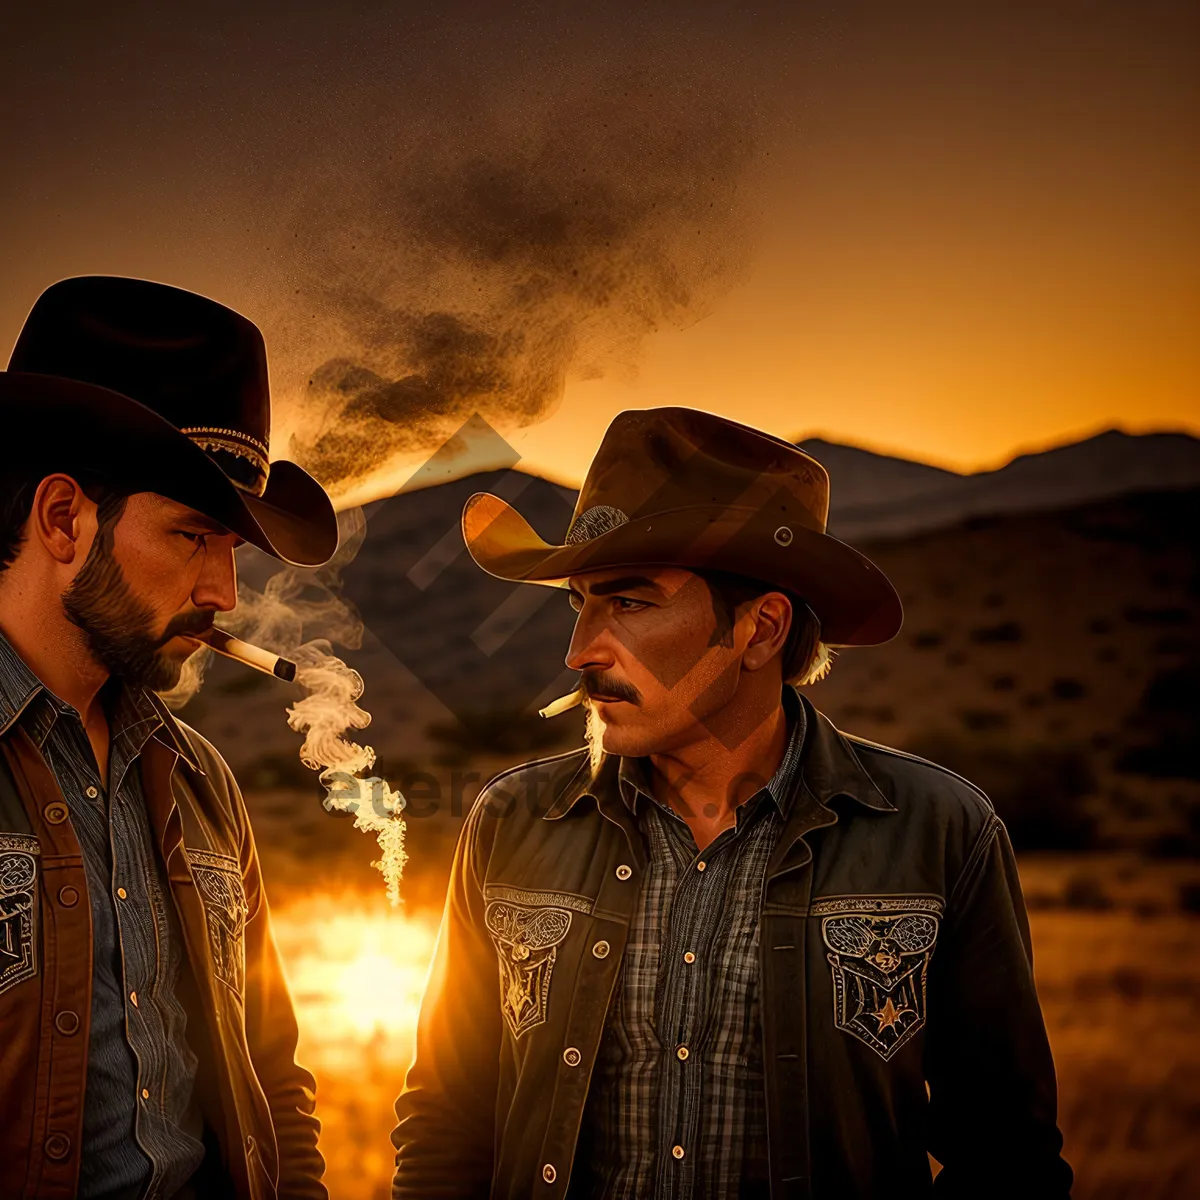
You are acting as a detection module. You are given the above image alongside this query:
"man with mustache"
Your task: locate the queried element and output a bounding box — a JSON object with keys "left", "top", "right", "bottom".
{"left": 392, "top": 408, "right": 1071, "bottom": 1198}
{"left": 0, "top": 277, "right": 338, "bottom": 1199}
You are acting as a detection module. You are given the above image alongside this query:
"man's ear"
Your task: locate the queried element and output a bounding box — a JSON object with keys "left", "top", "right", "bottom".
{"left": 30, "top": 475, "right": 93, "bottom": 566}
{"left": 742, "top": 592, "right": 792, "bottom": 672}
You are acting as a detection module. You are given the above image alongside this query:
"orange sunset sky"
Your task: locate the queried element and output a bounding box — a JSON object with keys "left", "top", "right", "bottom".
{"left": 2, "top": 2, "right": 1196, "bottom": 499}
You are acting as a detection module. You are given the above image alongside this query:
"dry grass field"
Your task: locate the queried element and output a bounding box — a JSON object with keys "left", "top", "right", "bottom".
{"left": 263, "top": 855, "right": 1200, "bottom": 1200}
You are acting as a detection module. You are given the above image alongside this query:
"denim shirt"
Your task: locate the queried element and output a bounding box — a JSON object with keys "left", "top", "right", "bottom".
{"left": 0, "top": 631, "right": 204, "bottom": 1200}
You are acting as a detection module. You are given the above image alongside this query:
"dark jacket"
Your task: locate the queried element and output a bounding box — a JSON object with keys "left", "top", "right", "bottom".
{"left": 0, "top": 696, "right": 326, "bottom": 1200}
{"left": 392, "top": 694, "right": 1072, "bottom": 1199}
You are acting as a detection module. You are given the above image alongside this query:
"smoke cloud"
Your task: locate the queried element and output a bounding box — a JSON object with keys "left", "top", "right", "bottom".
{"left": 275, "top": 69, "right": 759, "bottom": 502}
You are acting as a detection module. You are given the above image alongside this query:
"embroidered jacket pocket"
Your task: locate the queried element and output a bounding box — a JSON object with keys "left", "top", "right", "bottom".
{"left": 187, "top": 848, "right": 249, "bottom": 998}
{"left": 483, "top": 886, "right": 592, "bottom": 1039}
{"left": 0, "top": 834, "right": 39, "bottom": 996}
{"left": 813, "top": 895, "right": 943, "bottom": 1062}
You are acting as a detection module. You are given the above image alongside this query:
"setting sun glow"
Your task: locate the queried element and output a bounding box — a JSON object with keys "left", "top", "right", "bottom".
{"left": 273, "top": 892, "right": 438, "bottom": 1072}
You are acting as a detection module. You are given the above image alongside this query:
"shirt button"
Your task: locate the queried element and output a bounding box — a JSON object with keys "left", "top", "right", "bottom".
{"left": 129, "top": 991, "right": 138, "bottom": 1008}
{"left": 85, "top": 785, "right": 98, "bottom": 799}
{"left": 591, "top": 940, "right": 610, "bottom": 959}
{"left": 55, "top": 1010, "right": 80, "bottom": 1036}
{"left": 696, "top": 860, "right": 707, "bottom": 872}
{"left": 116, "top": 887, "right": 128, "bottom": 900}
{"left": 44, "top": 801, "right": 69, "bottom": 825}
{"left": 44, "top": 1132, "right": 72, "bottom": 1161}
{"left": 562, "top": 1046, "right": 582, "bottom": 1067}
{"left": 671, "top": 1144, "right": 686, "bottom": 1160}
{"left": 542, "top": 1163, "right": 557, "bottom": 1183}
{"left": 141, "top": 1088, "right": 150, "bottom": 1100}
{"left": 676, "top": 1045, "right": 690, "bottom": 1061}
{"left": 615, "top": 864, "right": 632, "bottom": 880}
{"left": 57, "top": 886, "right": 79, "bottom": 908}
{"left": 683, "top": 951, "right": 696, "bottom": 964}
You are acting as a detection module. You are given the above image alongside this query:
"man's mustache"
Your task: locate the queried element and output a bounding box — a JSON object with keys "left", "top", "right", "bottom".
{"left": 581, "top": 671, "right": 641, "bottom": 706}
{"left": 158, "top": 610, "right": 216, "bottom": 646}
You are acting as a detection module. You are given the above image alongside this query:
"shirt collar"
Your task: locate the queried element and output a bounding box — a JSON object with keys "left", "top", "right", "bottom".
{"left": 544, "top": 685, "right": 896, "bottom": 821}
{"left": 0, "top": 628, "right": 64, "bottom": 747}
{"left": 0, "top": 626, "right": 194, "bottom": 767}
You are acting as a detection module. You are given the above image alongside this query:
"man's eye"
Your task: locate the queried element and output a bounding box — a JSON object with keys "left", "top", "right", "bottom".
{"left": 177, "top": 531, "right": 205, "bottom": 544}
{"left": 613, "top": 596, "right": 646, "bottom": 612}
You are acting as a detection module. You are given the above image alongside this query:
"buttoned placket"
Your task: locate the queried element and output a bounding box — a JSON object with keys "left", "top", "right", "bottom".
{"left": 94, "top": 752, "right": 161, "bottom": 1154}
{"left": 50, "top": 699, "right": 204, "bottom": 1198}
{"left": 650, "top": 797, "right": 771, "bottom": 1200}
{"left": 109, "top": 718, "right": 200, "bottom": 1196}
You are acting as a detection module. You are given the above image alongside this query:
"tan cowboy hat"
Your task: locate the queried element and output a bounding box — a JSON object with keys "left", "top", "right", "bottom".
{"left": 462, "top": 407, "right": 902, "bottom": 646}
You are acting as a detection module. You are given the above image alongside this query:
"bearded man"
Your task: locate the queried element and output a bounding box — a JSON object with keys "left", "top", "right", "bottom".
{"left": 0, "top": 276, "right": 338, "bottom": 1199}
{"left": 392, "top": 408, "right": 1072, "bottom": 1199}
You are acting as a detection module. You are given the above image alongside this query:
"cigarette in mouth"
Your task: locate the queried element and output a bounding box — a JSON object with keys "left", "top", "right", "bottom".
{"left": 187, "top": 627, "right": 298, "bottom": 683}
{"left": 538, "top": 687, "right": 585, "bottom": 719}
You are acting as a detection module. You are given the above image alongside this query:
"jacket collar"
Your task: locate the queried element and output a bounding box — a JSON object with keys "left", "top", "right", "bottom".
{"left": 795, "top": 693, "right": 896, "bottom": 813}
{"left": 145, "top": 692, "right": 206, "bottom": 775}
{"left": 542, "top": 688, "right": 895, "bottom": 821}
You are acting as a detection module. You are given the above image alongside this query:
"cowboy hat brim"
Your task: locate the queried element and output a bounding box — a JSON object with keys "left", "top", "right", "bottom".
{"left": 2, "top": 370, "right": 337, "bottom": 567}
{"left": 463, "top": 491, "right": 903, "bottom": 646}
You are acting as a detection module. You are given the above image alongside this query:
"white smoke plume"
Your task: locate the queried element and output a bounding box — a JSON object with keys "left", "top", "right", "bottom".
{"left": 162, "top": 508, "right": 408, "bottom": 906}
{"left": 287, "top": 641, "right": 408, "bottom": 909}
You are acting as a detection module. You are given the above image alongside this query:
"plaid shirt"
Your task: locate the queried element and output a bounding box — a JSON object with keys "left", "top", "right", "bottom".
{"left": 571, "top": 693, "right": 807, "bottom": 1200}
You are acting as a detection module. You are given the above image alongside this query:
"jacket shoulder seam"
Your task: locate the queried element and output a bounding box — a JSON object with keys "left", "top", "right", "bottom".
{"left": 948, "top": 811, "right": 1003, "bottom": 912}
{"left": 843, "top": 734, "right": 996, "bottom": 818}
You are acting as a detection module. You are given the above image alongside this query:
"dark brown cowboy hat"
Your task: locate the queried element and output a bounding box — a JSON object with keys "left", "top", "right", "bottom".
{"left": 462, "top": 407, "right": 902, "bottom": 646}
{"left": 0, "top": 275, "right": 337, "bottom": 567}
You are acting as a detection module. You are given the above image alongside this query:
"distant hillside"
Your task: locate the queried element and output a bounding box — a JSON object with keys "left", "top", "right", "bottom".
{"left": 808, "top": 429, "right": 1200, "bottom": 541}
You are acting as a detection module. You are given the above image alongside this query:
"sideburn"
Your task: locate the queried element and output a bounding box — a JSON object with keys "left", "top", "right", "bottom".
{"left": 63, "top": 491, "right": 133, "bottom": 635}
{"left": 62, "top": 492, "right": 177, "bottom": 690}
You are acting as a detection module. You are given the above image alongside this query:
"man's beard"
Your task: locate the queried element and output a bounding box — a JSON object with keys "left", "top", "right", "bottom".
{"left": 62, "top": 534, "right": 214, "bottom": 692}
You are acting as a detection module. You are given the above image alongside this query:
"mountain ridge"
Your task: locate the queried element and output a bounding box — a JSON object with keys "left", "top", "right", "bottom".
{"left": 803, "top": 429, "right": 1200, "bottom": 540}
{"left": 418, "top": 426, "right": 1200, "bottom": 542}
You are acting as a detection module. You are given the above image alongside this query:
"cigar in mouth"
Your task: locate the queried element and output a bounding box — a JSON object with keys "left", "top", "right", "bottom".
{"left": 538, "top": 687, "right": 584, "bottom": 719}
{"left": 186, "top": 627, "right": 298, "bottom": 683}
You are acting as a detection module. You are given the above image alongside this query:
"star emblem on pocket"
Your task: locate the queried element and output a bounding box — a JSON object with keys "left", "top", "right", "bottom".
{"left": 872, "top": 995, "right": 912, "bottom": 1034}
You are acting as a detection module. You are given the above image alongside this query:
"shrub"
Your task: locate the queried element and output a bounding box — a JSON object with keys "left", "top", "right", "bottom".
{"left": 1116, "top": 662, "right": 1200, "bottom": 782}
{"left": 970, "top": 621, "right": 1023, "bottom": 644}
{"left": 960, "top": 709, "right": 1010, "bottom": 732}
{"left": 1051, "top": 677, "right": 1087, "bottom": 700}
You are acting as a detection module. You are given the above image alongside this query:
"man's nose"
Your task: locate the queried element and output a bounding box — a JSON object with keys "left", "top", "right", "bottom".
{"left": 565, "top": 607, "right": 615, "bottom": 672}
{"left": 192, "top": 539, "right": 239, "bottom": 613}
